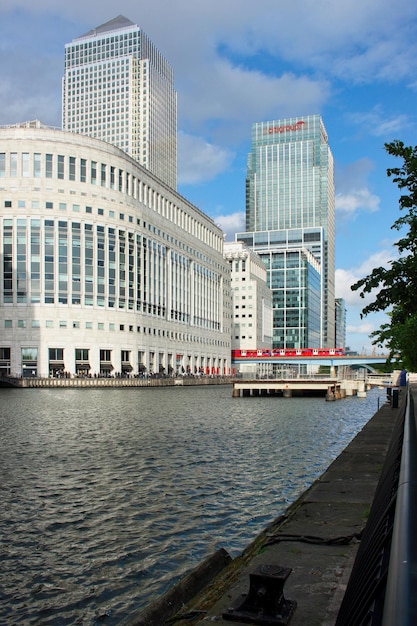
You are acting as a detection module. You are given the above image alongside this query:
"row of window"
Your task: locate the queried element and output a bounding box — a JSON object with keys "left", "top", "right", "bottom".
{"left": 0, "top": 347, "right": 226, "bottom": 378}
{"left": 1, "top": 207, "right": 219, "bottom": 271}
{"left": 1, "top": 216, "right": 225, "bottom": 320}
{"left": 0, "top": 148, "right": 220, "bottom": 252}
{"left": 2, "top": 319, "right": 228, "bottom": 347}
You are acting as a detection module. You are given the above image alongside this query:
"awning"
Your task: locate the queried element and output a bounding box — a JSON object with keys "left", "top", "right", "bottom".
{"left": 100, "top": 363, "right": 114, "bottom": 372}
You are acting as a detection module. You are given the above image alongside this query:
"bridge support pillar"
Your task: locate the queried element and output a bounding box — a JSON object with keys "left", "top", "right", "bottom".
{"left": 283, "top": 388, "right": 292, "bottom": 398}
{"left": 357, "top": 380, "right": 367, "bottom": 398}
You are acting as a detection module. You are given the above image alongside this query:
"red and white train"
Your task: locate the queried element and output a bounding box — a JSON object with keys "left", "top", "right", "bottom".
{"left": 232, "top": 348, "right": 345, "bottom": 359}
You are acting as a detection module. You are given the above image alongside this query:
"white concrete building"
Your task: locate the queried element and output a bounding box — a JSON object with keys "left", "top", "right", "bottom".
{"left": 224, "top": 241, "right": 272, "bottom": 375}
{"left": 62, "top": 15, "right": 177, "bottom": 189}
{"left": 0, "top": 123, "right": 231, "bottom": 378}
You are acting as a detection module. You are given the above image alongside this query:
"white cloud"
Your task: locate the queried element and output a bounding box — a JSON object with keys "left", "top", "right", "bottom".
{"left": 177, "top": 62, "right": 330, "bottom": 143}
{"left": 2, "top": 0, "right": 416, "bottom": 141}
{"left": 335, "top": 158, "right": 381, "bottom": 221}
{"left": 348, "top": 106, "right": 410, "bottom": 138}
{"left": 335, "top": 249, "right": 393, "bottom": 304}
{"left": 214, "top": 212, "right": 246, "bottom": 242}
{"left": 336, "top": 188, "right": 380, "bottom": 219}
{"left": 178, "top": 132, "right": 235, "bottom": 184}
{"left": 347, "top": 322, "right": 375, "bottom": 335}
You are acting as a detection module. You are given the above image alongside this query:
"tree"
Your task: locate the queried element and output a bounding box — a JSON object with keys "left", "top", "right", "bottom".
{"left": 351, "top": 140, "right": 417, "bottom": 370}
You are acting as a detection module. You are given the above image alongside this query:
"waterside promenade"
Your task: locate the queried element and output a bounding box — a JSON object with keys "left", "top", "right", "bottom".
{"left": 125, "top": 385, "right": 409, "bottom": 626}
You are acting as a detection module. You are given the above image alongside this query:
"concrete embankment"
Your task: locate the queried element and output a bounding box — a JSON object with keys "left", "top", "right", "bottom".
{"left": 125, "top": 388, "right": 402, "bottom": 626}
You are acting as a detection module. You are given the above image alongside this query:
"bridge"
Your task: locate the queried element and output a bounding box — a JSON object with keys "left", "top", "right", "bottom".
{"left": 231, "top": 354, "right": 389, "bottom": 368}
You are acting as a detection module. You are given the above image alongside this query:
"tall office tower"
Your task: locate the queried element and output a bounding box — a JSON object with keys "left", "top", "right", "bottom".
{"left": 236, "top": 115, "right": 335, "bottom": 349}
{"left": 62, "top": 15, "right": 177, "bottom": 189}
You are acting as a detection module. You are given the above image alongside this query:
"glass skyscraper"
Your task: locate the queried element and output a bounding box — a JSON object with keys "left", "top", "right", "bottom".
{"left": 237, "top": 114, "right": 335, "bottom": 349}
{"left": 62, "top": 15, "right": 177, "bottom": 189}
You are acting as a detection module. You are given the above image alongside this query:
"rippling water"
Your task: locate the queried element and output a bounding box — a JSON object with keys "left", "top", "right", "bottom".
{"left": 0, "top": 384, "right": 383, "bottom": 625}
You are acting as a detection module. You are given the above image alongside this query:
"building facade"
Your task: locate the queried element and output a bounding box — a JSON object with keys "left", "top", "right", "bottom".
{"left": 62, "top": 15, "right": 177, "bottom": 189}
{"left": 237, "top": 114, "right": 335, "bottom": 349}
{"left": 224, "top": 241, "right": 272, "bottom": 352}
{"left": 224, "top": 241, "right": 273, "bottom": 377}
{"left": 0, "top": 124, "right": 231, "bottom": 378}
{"left": 335, "top": 298, "right": 347, "bottom": 350}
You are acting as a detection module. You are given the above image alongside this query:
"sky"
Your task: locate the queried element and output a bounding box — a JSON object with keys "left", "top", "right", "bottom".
{"left": 1, "top": 0, "right": 417, "bottom": 354}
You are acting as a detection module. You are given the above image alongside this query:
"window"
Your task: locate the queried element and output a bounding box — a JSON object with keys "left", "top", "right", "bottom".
{"left": 75, "top": 348, "right": 89, "bottom": 361}
{"left": 49, "top": 348, "right": 64, "bottom": 360}
{"left": 4, "top": 320, "right": 12, "bottom": 328}
{"left": 33, "top": 153, "right": 41, "bottom": 177}
{"left": 91, "top": 161, "right": 97, "bottom": 185}
{"left": 69, "top": 156, "right": 76, "bottom": 181}
{"left": 80, "top": 159, "right": 86, "bottom": 183}
{"left": 45, "top": 154, "right": 53, "bottom": 178}
{"left": 57, "top": 155, "right": 65, "bottom": 179}
{"left": 22, "top": 153, "right": 30, "bottom": 177}
{"left": 10, "top": 153, "right": 17, "bottom": 177}
{"left": 21, "top": 347, "right": 37, "bottom": 361}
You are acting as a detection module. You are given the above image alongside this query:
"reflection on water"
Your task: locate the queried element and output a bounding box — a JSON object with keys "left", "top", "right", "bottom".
{"left": 0, "top": 385, "right": 382, "bottom": 624}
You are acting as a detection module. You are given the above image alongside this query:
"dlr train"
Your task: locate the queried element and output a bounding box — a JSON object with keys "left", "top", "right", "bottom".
{"left": 232, "top": 348, "right": 345, "bottom": 359}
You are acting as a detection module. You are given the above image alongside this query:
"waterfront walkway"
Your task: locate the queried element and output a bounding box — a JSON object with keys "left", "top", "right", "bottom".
{"left": 0, "top": 375, "right": 235, "bottom": 388}
{"left": 126, "top": 386, "right": 404, "bottom": 625}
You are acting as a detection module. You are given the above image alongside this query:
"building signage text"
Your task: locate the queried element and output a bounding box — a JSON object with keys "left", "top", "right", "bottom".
{"left": 266, "top": 120, "right": 305, "bottom": 134}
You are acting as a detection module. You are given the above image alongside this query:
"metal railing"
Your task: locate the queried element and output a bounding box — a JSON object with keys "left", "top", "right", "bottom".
{"left": 382, "top": 387, "right": 417, "bottom": 626}
{"left": 335, "top": 384, "right": 417, "bottom": 625}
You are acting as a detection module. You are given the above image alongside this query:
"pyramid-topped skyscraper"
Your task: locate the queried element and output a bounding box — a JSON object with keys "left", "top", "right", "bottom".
{"left": 62, "top": 15, "right": 177, "bottom": 189}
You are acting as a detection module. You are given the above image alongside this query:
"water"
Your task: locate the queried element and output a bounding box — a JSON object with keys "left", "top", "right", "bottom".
{"left": 0, "top": 384, "right": 383, "bottom": 625}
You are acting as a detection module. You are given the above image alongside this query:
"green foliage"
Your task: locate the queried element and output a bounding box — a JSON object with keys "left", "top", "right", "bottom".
{"left": 351, "top": 140, "right": 417, "bottom": 370}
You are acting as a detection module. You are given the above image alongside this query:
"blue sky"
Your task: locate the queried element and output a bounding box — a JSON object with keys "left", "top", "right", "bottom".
{"left": 1, "top": 0, "right": 417, "bottom": 353}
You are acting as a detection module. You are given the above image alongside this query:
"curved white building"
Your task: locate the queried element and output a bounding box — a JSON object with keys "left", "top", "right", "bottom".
{"left": 0, "top": 123, "right": 231, "bottom": 378}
